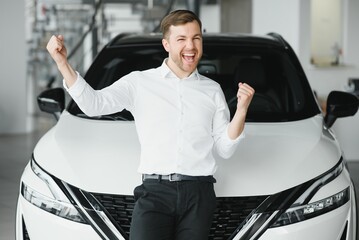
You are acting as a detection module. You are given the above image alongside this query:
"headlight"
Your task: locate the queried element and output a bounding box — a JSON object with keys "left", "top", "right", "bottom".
{"left": 228, "top": 159, "right": 351, "bottom": 240}
{"left": 271, "top": 187, "right": 349, "bottom": 227}
{"left": 270, "top": 160, "right": 350, "bottom": 228}
{"left": 21, "top": 158, "right": 87, "bottom": 224}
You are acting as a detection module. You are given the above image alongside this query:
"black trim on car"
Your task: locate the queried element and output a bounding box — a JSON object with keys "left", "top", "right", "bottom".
{"left": 30, "top": 156, "right": 346, "bottom": 240}
{"left": 352, "top": 179, "right": 358, "bottom": 240}
{"left": 22, "top": 217, "right": 30, "bottom": 240}
{"left": 267, "top": 32, "right": 289, "bottom": 49}
{"left": 61, "top": 182, "right": 123, "bottom": 240}
{"left": 30, "top": 157, "right": 119, "bottom": 240}
{"left": 229, "top": 182, "right": 314, "bottom": 239}
{"left": 228, "top": 158, "right": 346, "bottom": 240}
{"left": 340, "top": 221, "right": 348, "bottom": 240}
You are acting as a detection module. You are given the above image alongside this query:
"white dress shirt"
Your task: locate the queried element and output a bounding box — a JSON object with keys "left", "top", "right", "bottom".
{"left": 64, "top": 60, "right": 244, "bottom": 176}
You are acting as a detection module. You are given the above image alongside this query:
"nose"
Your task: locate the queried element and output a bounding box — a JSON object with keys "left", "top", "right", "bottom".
{"left": 186, "top": 39, "right": 195, "bottom": 49}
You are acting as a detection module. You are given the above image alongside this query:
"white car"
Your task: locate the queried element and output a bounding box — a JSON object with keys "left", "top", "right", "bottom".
{"left": 16, "top": 33, "right": 358, "bottom": 240}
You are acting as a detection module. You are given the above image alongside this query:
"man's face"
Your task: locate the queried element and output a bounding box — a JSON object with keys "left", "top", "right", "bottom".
{"left": 162, "top": 21, "right": 203, "bottom": 79}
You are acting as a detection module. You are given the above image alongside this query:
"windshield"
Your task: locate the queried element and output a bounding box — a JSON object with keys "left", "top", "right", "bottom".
{"left": 68, "top": 42, "right": 320, "bottom": 122}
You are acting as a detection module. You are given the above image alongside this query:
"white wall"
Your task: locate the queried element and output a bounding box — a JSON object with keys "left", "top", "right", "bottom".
{"left": 252, "top": 0, "right": 313, "bottom": 68}
{"left": 220, "top": 0, "right": 252, "bottom": 33}
{"left": 0, "top": 1, "right": 32, "bottom": 134}
{"left": 200, "top": 4, "right": 220, "bottom": 33}
{"left": 252, "top": 0, "right": 302, "bottom": 53}
{"left": 311, "top": 0, "right": 342, "bottom": 65}
{"left": 343, "top": 0, "right": 359, "bottom": 67}
{"left": 306, "top": 0, "right": 359, "bottom": 96}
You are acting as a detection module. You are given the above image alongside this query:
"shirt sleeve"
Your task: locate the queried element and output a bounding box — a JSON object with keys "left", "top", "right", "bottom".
{"left": 212, "top": 88, "right": 245, "bottom": 159}
{"left": 63, "top": 71, "right": 136, "bottom": 117}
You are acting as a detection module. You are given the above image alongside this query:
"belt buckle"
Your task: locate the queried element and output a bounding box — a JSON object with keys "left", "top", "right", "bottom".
{"left": 168, "top": 173, "right": 178, "bottom": 182}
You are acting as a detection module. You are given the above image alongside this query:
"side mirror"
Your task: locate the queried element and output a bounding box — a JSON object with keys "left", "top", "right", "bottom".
{"left": 37, "top": 88, "right": 65, "bottom": 120}
{"left": 324, "top": 91, "right": 359, "bottom": 128}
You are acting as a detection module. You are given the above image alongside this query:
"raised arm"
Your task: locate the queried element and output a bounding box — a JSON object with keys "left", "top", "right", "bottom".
{"left": 227, "top": 82, "right": 255, "bottom": 140}
{"left": 46, "top": 35, "right": 77, "bottom": 88}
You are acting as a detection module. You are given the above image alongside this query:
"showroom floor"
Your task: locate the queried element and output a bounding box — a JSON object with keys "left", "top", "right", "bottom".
{"left": 1, "top": 117, "right": 358, "bottom": 240}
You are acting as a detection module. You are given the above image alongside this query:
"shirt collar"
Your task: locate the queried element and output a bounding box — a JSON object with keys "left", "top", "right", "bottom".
{"left": 160, "top": 58, "right": 200, "bottom": 81}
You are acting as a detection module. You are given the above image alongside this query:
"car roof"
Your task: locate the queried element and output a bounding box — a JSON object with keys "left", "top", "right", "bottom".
{"left": 106, "top": 32, "right": 287, "bottom": 49}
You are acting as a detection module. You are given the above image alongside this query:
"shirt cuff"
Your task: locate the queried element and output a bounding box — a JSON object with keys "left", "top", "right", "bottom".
{"left": 62, "top": 71, "right": 87, "bottom": 97}
{"left": 225, "top": 124, "right": 246, "bottom": 144}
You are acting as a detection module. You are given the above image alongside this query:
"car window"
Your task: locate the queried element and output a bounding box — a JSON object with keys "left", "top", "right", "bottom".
{"left": 68, "top": 43, "right": 319, "bottom": 122}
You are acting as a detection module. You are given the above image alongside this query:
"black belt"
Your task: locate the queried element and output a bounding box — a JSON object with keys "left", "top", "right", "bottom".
{"left": 142, "top": 173, "right": 216, "bottom": 183}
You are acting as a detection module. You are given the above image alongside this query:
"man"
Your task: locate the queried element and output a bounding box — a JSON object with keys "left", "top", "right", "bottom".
{"left": 47, "top": 9, "right": 254, "bottom": 240}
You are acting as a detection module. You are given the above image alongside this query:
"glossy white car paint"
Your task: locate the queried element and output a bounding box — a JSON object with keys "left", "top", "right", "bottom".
{"left": 33, "top": 111, "right": 340, "bottom": 197}
{"left": 34, "top": 111, "right": 142, "bottom": 195}
{"left": 16, "top": 107, "right": 356, "bottom": 239}
{"left": 16, "top": 106, "right": 356, "bottom": 240}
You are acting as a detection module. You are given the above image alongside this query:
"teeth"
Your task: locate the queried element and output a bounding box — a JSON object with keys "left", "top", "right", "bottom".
{"left": 183, "top": 53, "right": 195, "bottom": 56}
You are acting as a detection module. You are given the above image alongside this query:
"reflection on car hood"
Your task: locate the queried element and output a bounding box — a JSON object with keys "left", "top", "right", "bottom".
{"left": 34, "top": 111, "right": 341, "bottom": 196}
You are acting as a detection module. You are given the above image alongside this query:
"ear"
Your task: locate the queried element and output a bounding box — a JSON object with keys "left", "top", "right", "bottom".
{"left": 162, "top": 38, "right": 170, "bottom": 52}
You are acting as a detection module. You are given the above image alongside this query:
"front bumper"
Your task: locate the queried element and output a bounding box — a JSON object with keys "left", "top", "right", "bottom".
{"left": 15, "top": 193, "right": 354, "bottom": 240}
{"left": 16, "top": 159, "right": 357, "bottom": 240}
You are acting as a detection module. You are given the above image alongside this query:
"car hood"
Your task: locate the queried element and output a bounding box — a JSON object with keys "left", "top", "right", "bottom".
{"left": 34, "top": 111, "right": 341, "bottom": 196}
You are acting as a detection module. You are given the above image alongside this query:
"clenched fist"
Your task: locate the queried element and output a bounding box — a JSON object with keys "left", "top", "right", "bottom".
{"left": 226, "top": 82, "right": 254, "bottom": 140}
{"left": 46, "top": 35, "right": 77, "bottom": 87}
{"left": 47, "top": 35, "right": 68, "bottom": 66}
{"left": 236, "top": 82, "right": 255, "bottom": 113}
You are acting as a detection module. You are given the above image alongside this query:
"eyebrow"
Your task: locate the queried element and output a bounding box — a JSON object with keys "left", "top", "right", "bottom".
{"left": 175, "top": 33, "right": 202, "bottom": 39}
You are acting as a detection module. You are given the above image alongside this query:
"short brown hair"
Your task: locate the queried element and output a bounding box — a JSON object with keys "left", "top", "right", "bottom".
{"left": 160, "top": 10, "right": 202, "bottom": 39}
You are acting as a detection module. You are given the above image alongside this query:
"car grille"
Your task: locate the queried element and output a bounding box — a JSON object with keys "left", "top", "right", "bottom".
{"left": 211, "top": 196, "right": 268, "bottom": 239}
{"left": 92, "top": 193, "right": 268, "bottom": 240}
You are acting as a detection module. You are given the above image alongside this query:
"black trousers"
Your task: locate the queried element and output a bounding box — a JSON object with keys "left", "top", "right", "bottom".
{"left": 129, "top": 179, "right": 217, "bottom": 240}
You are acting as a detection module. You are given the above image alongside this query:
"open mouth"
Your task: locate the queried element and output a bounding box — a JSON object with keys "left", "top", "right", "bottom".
{"left": 182, "top": 53, "right": 195, "bottom": 63}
